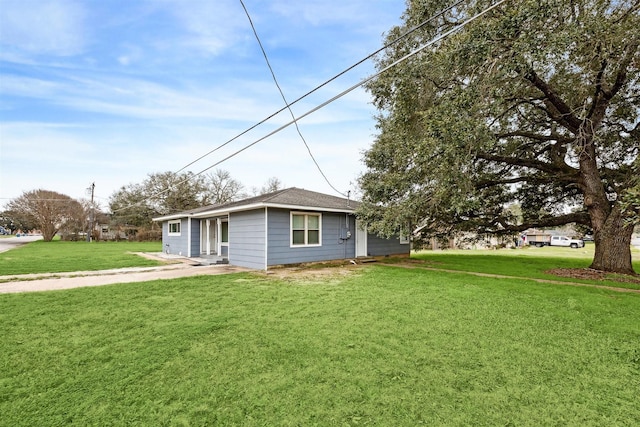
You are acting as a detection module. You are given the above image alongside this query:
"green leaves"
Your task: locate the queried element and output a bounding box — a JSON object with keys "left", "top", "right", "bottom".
{"left": 359, "top": 0, "right": 639, "bottom": 251}
{"left": 108, "top": 169, "right": 246, "bottom": 227}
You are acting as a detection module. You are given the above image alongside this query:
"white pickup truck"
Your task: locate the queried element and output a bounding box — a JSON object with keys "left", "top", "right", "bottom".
{"left": 527, "top": 233, "right": 585, "bottom": 248}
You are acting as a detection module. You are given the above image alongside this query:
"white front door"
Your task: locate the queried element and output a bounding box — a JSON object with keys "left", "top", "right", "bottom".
{"left": 201, "top": 219, "right": 217, "bottom": 255}
{"left": 356, "top": 220, "right": 368, "bottom": 257}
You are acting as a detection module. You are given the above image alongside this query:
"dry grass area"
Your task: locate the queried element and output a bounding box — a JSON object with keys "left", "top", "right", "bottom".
{"left": 262, "top": 262, "right": 363, "bottom": 285}
{"left": 261, "top": 254, "right": 640, "bottom": 291}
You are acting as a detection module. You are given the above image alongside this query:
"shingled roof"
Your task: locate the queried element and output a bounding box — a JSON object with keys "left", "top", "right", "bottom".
{"left": 153, "top": 187, "right": 358, "bottom": 221}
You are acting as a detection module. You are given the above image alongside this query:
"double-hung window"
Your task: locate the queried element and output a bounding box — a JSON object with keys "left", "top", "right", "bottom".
{"left": 168, "top": 220, "right": 181, "bottom": 236}
{"left": 291, "top": 212, "right": 321, "bottom": 246}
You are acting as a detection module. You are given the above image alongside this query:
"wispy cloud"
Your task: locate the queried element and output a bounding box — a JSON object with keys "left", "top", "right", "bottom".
{"left": 0, "top": 0, "right": 88, "bottom": 56}
{"left": 150, "top": 0, "right": 247, "bottom": 57}
{"left": 1, "top": 69, "right": 372, "bottom": 127}
{"left": 0, "top": 0, "right": 405, "bottom": 203}
{"left": 268, "top": 0, "right": 399, "bottom": 31}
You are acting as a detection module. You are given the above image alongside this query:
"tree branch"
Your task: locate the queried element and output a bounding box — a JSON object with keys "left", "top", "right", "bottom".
{"left": 586, "top": 58, "right": 608, "bottom": 120}
{"left": 602, "top": 41, "right": 639, "bottom": 101}
{"left": 477, "top": 152, "right": 577, "bottom": 176}
{"left": 612, "top": 1, "right": 640, "bottom": 24}
{"left": 514, "top": 211, "right": 592, "bottom": 231}
{"left": 474, "top": 171, "right": 581, "bottom": 190}
{"left": 495, "top": 130, "right": 572, "bottom": 144}
{"left": 522, "top": 68, "right": 582, "bottom": 132}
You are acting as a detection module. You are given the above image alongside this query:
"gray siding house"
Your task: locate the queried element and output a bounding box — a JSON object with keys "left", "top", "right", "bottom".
{"left": 153, "top": 188, "right": 409, "bottom": 270}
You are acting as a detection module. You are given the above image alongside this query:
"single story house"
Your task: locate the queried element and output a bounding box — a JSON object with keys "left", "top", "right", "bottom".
{"left": 153, "top": 187, "right": 409, "bottom": 270}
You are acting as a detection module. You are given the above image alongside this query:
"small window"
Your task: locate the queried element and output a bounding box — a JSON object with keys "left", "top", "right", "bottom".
{"left": 168, "top": 220, "right": 181, "bottom": 236}
{"left": 291, "top": 212, "right": 321, "bottom": 247}
{"left": 221, "top": 221, "right": 229, "bottom": 243}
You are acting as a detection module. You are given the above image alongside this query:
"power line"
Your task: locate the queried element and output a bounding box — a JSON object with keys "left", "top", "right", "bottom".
{"left": 172, "top": 0, "right": 465, "bottom": 176}
{"left": 184, "top": 0, "right": 508, "bottom": 174}
{"left": 239, "top": 0, "right": 346, "bottom": 197}
{"left": 114, "top": 0, "right": 504, "bottom": 213}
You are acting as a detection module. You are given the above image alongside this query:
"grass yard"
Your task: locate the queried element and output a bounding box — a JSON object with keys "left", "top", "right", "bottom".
{"left": 0, "top": 241, "right": 164, "bottom": 275}
{"left": 408, "top": 245, "right": 640, "bottom": 291}
{"left": 1, "top": 265, "right": 639, "bottom": 426}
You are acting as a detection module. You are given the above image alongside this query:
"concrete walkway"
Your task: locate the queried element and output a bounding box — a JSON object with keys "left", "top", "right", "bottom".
{"left": 0, "top": 255, "right": 248, "bottom": 294}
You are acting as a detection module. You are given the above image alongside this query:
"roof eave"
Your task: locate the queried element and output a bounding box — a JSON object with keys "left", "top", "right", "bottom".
{"left": 187, "top": 202, "right": 356, "bottom": 218}
{"left": 152, "top": 213, "right": 193, "bottom": 222}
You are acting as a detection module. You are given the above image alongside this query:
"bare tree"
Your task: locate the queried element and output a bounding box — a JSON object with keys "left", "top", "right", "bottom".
{"left": 7, "top": 190, "right": 85, "bottom": 241}
{"left": 253, "top": 177, "right": 283, "bottom": 196}
{"left": 110, "top": 171, "right": 209, "bottom": 227}
{"left": 109, "top": 170, "right": 248, "bottom": 227}
{"left": 207, "top": 169, "right": 246, "bottom": 204}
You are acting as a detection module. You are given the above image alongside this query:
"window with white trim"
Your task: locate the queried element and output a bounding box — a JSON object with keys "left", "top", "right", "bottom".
{"left": 291, "top": 212, "right": 321, "bottom": 246}
{"left": 400, "top": 230, "right": 410, "bottom": 244}
{"left": 398, "top": 224, "right": 411, "bottom": 244}
{"left": 221, "top": 221, "right": 228, "bottom": 243}
{"left": 168, "top": 220, "right": 181, "bottom": 236}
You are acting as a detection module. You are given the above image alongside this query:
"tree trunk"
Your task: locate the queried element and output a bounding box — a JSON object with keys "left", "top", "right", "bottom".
{"left": 590, "top": 207, "right": 635, "bottom": 275}
{"left": 41, "top": 224, "right": 57, "bottom": 242}
{"left": 578, "top": 124, "right": 635, "bottom": 275}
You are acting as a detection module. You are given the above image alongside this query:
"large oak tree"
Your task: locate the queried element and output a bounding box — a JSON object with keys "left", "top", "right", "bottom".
{"left": 359, "top": 0, "right": 639, "bottom": 274}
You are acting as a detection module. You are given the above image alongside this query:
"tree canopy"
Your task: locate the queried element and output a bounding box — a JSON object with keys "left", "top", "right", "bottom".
{"left": 5, "top": 190, "right": 86, "bottom": 241}
{"left": 253, "top": 176, "right": 283, "bottom": 196}
{"left": 359, "top": 0, "right": 639, "bottom": 273}
{"left": 109, "top": 170, "right": 246, "bottom": 228}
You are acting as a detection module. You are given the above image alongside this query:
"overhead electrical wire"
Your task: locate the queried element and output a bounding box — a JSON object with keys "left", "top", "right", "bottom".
{"left": 113, "top": 0, "right": 504, "bottom": 213}
{"left": 238, "top": 0, "right": 346, "bottom": 196}
{"left": 172, "top": 0, "right": 465, "bottom": 176}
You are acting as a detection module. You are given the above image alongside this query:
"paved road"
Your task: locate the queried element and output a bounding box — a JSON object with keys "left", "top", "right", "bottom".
{"left": 0, "top": 235, "right": 43, "bottom": 253}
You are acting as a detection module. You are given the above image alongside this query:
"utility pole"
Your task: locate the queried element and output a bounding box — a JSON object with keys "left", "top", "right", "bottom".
{"left": 87, "top": 182, "right": 95, "bottom": 242}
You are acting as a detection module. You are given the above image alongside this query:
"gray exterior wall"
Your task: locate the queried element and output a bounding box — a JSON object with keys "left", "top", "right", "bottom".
{"left": 228, "top": 209, "right": 266, "bottom": 270}
{"left": 162, "top": 218, "right": 193, "bottom": 257}
{"left": 266, "top": 208, "right": 356, "bottom": 267}
{"left": 161, "top": 209, "right": 408, "bottom": 269}
{"left": 366, "top": 232, "right": 410, "bottom": 257}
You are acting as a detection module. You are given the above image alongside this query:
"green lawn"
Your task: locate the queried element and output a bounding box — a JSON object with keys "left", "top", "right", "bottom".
{"left": 408, "top": 245, "right": 640, "bottom": 290}
{"left": 0, "top": 240, "right": 164, "bottom": 275}
{"left": 1, "top": 266, "right": 638, "bottom": 426}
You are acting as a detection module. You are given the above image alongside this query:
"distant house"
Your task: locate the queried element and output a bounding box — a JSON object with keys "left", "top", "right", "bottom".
{"left": 153, "top": 187, "right": 409, "bottom": 270}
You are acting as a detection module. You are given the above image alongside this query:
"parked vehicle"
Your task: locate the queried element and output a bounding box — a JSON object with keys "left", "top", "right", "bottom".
{"left": 0, "top": 226, "right": 9, "bottom": 235}
{"left": 526, "top": 232, "right": 585, "bottom": 248}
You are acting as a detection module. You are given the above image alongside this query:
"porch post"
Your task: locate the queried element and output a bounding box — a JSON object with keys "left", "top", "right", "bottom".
{"left": 206, "top": 219, "right": 211, "bottom": 255}
{"left": 187, "top": 218, "right": 191, "bottom": 257}
{"left": 217, "top": 218, "right": 222, "bottom": 254}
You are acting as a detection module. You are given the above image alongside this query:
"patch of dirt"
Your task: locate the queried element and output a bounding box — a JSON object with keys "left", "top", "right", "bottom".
{"left": 546, "top": 268, "right": 640, "bottom": 285}
{"left": 263, "top": 263, "right": 362, "bottom": 285}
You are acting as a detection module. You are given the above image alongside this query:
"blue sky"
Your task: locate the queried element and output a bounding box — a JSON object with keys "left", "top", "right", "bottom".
{"left": 0, "top": 0, "right": 405, "bottom": 209}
